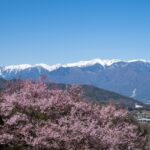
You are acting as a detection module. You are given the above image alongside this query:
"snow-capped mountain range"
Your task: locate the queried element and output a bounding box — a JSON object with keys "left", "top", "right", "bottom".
{"left": 1, "top": 58, "right": 150, "bottom": 103}
{"left": 1, "top": 59, "right": 149, "bottom": 72}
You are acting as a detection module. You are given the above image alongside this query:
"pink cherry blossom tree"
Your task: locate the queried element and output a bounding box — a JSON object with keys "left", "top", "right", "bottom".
{"left": 0, "top": 81, "right": 147, "bottom": 149}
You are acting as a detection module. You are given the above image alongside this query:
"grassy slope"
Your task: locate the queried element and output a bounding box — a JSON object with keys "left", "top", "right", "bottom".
{"left": 47, "top": 82, "right": 143, "bottom": 109}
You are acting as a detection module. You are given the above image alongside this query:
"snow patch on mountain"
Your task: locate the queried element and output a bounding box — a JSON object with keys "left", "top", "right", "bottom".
{"left": 131, "top": 88, "right": 137, "bottom": 98}
{"left": 63, "top": 59, "right": 121, "bottom": 68}
{"left": 3, "top": 64, "right": 32, "bottom": 72}
{"left": 128, "top": 59, "right": 150, "bottom": 63}
{"left": 2, "top": 64, "right": 61, "bottom": 72}
{"left": 34, "top": 64, "right": 61, "bottom": 72}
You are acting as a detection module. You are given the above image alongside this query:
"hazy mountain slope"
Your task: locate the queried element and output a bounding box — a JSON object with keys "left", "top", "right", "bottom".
{"left": 47, "top": 83, "right": 143, "bottom": 108}
{"left": 47, "top": 61, "right": 150, "bottom": 103}
{"left": 0, "top": 78, "right": 7, "bottom": 91}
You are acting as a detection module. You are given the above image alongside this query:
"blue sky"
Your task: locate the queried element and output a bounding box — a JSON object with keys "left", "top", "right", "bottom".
{"left": 0, "top": 0, "right": 150, "bottom": 66}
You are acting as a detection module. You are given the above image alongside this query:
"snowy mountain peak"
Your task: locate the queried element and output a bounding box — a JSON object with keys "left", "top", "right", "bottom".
{"left": 34, "top": 64, "right": 61, "bottom": 71}
{"left": 1, "top": 59, "right": 150, "bottom": 73}
{"left": 2, "top": 64, "right": 62, "bottom": 72}
{"left": 62, "top": 59, "right": 150, "bottom": 68}
{"left": 128, "top": 59, "right": 150, "bottom": 63}
{"left": 63, "top": 59, "right": 121, "bottom": 68}
{"left": 4, "top": 64, "right": 32, "bottom": 71}
{"left": 2, "top": 59, "right": 121, "bottom": 72}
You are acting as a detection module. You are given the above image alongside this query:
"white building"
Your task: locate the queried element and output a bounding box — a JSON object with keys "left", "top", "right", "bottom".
{"left": 135, "top": 104, "right": 143, "bottom": 109}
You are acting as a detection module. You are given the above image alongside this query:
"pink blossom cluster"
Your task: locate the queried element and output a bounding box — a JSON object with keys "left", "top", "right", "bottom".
{"left": 0, "top": 81, "right": 146, "bottom": 149}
